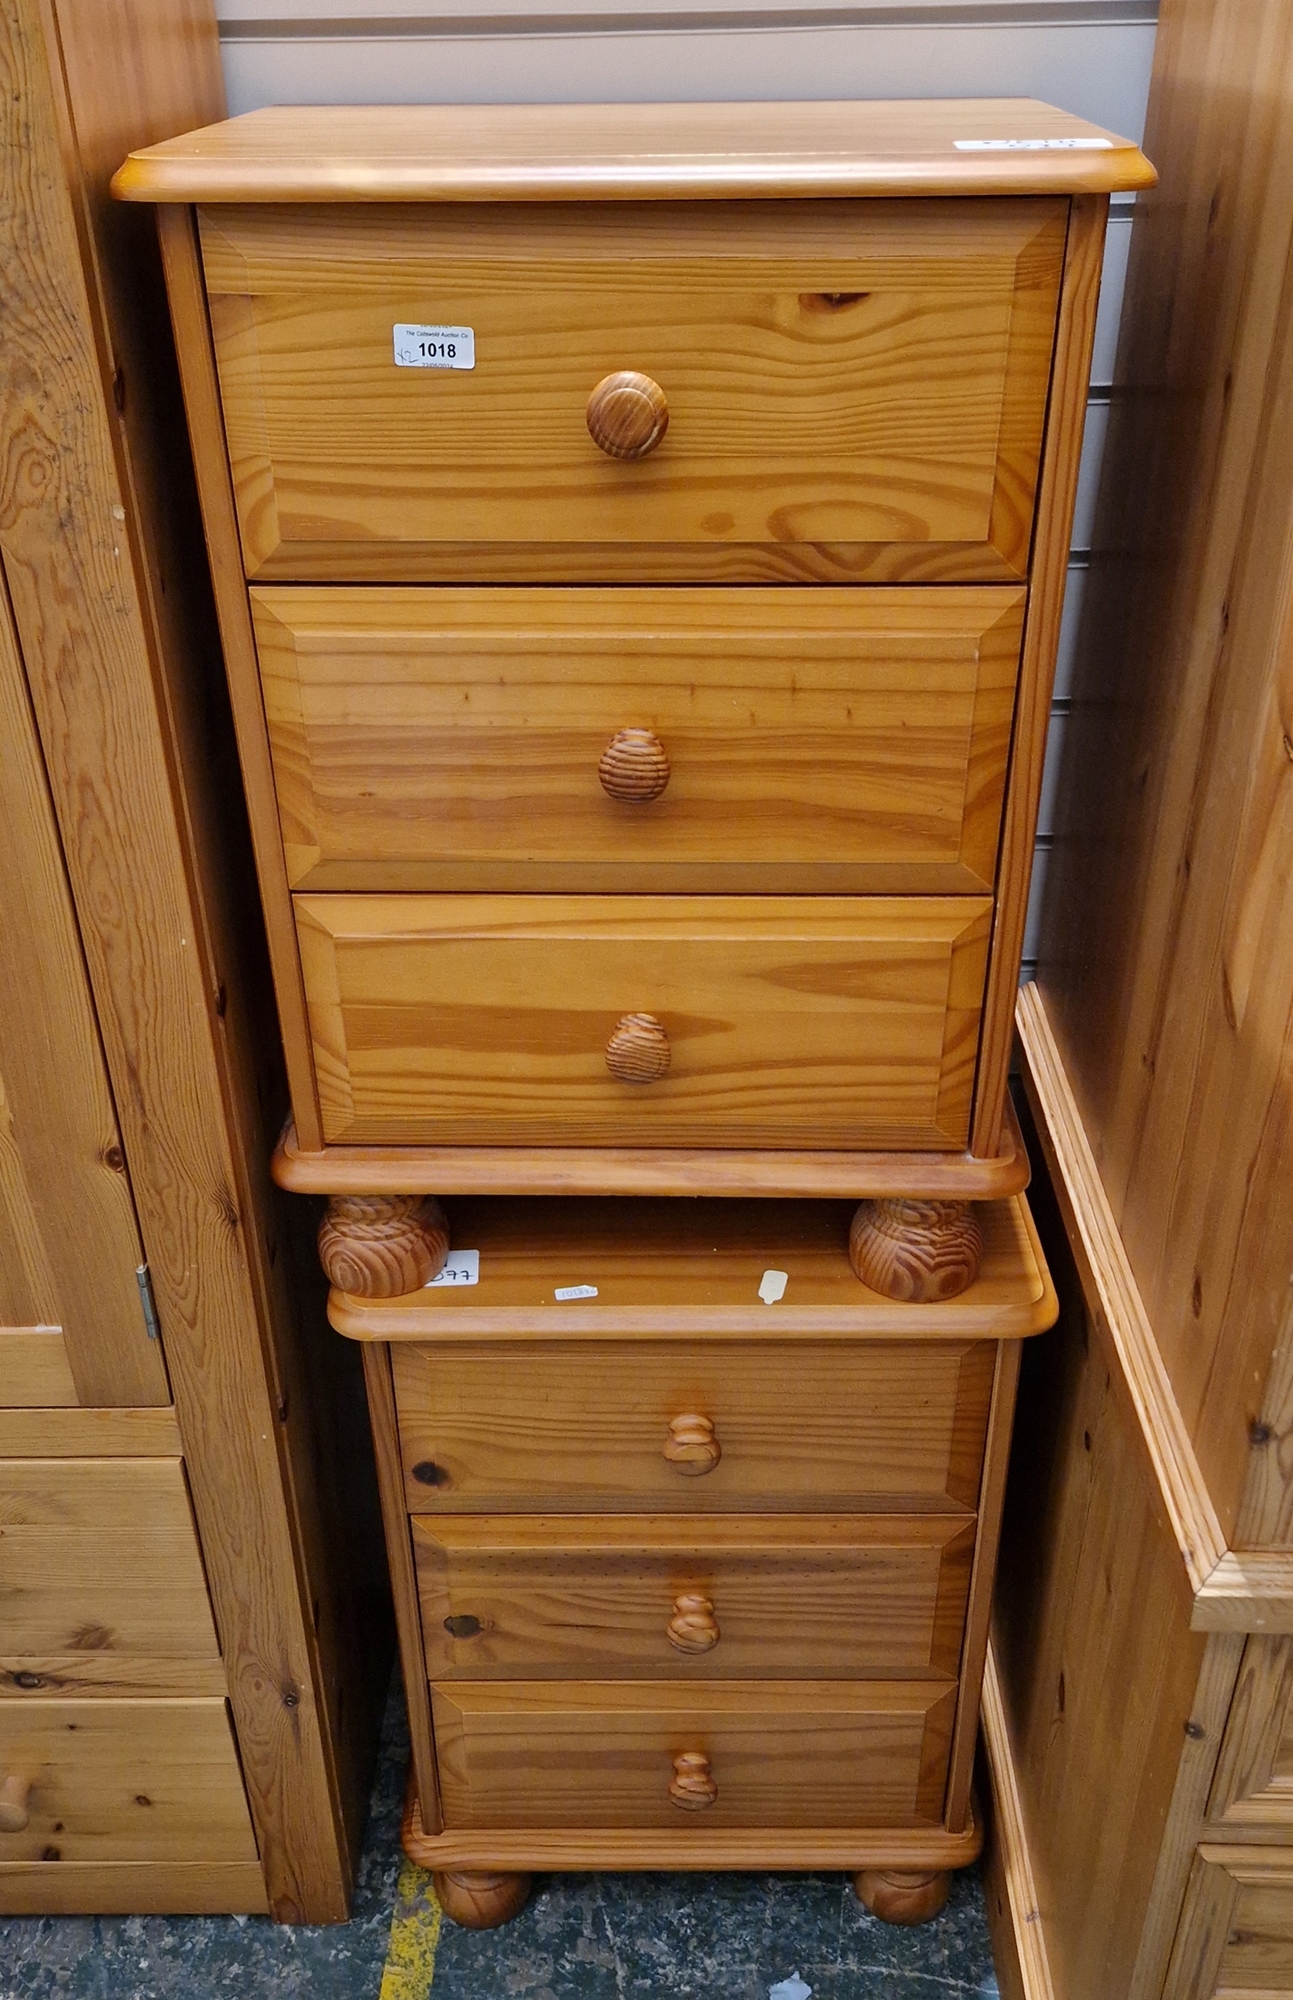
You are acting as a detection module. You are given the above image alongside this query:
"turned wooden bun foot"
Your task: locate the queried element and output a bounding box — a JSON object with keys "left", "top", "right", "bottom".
{"left": 317, "top": 1193, "right": 449, "bottom": 1297}
{"left": 848, "top": 1198, "right": 983, "bottom": 1302}
{"left": 432, "top": 1868, "right": 532, "bottom": 1929}
{"left": 853, "top": 1868, "right": 951, "bottom": 1926}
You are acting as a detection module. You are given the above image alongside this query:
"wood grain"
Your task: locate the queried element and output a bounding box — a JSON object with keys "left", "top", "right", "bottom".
{"left": 0, "top": 1656, "right": 227, "bottom": 1700}
{"left": 296, "top": 893, "right": 992, "bottom": 1150}
{"left": 1165, "top": 1845, "right": 1293, "bottom": 2000}
{"left": 993, "top": 1081, "right": 1239, "bottom": 2000}
{"left": 1206, "top": 1637, "right": 1293, "bottom": 1833}
{"left": 1034, "top": 0, "right": 1293, "bottom": 1552}
{"left": 400, "top": 1788, "right": 983, "bottom": 1873}
{"left": 155, "top": 205, "right": 325, "bottom": 1153}
{"left": 0, "top": 1459, "right": 219, "bottom": 1657}
{"left": 0, "top": 1332, "right": 77, "bottom": 1410}
{"left": 391, "top": 1337, "right": 995, "bottom": 1515}
{"left": 413, "top": 1515, "right": 975, "bottom": 1681}
{"left": 1018, "top": 984, "right": 1227, "bottom": 1593}
{"left": 848, "top": 1199, "right": 983, "bottom": 1304}
{"left": 0, "top": 1858, "right": 268, "bottom": 1916}
{"left": 199, "top": 198, "right": 1064, "bottom": 581}
{"left": 274, "top": 1094, "right": 1033, "bottom": 1202}
{"left": 2, "top": 0, "right": 378, "bottom": 1915}
{"left": 253, "top": 584, "right": 1023, "bottom": 896}
{"left": 944, "top": 1338, "right": 1021, "bottom": 1832}
{"left": 969, "top": 193, "right": 1109, "bottom": 1158}
{"left": 0, "top": 1699, "right": 257, "bottom": 1864}
{"left": 360, "top": 1341, "right": 442, "bottom": 1837}
{"left": 430, "top": 1680, "right": 957, "bottom": 1830}
{"left": 327, "top": 1191, "right": 1054, "bottom": 1343}
{"left": 0, "top": 571, "right": 161, "bottom": 1406}
{"left": 979, "top": 1640, "right": 1057, "bottom": 2000}
{"left": 586, "top": 371, "right": 668, "bottom": 460}
{"left": 0, "top": 1409, "right": 181, "bottom": 1459}
{"left": 112, "top": 99, "right": 1155, "bottom": 206}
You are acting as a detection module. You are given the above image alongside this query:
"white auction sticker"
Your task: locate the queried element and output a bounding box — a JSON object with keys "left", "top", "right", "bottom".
{"left": 758, "top": 1269, "right": 789, "bottom": 1305}
{"left": 555, "top": 1284, "right": 598, "bottom": 1302}
{"left": 424, "top": 1249, "right": 480, "bottom": 1288}
{"left": 394, "top": 324, "right": 475, "bottom": 370}
{"left": 954, "top": 137, "right": 1114, "bottom": 152}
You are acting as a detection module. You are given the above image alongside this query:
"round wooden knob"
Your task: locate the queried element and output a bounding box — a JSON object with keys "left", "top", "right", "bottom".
{"left": 605, "top": 1013, "right": 671, "bottom": 1084}
{"left": 663, "top": 1413, "right": 721, "bottom": 1476}
{"left": 668, "top": 1591, "right": 720, "bottom": 1654}
{"left": 599, "top": 728, "right": 670, "bottom": 803}
{"left": 586, "top": 371, "right": 669, "bottom": 460}
{"left": 0, "top": 1775, "right": 31, "bottom": 1832}
{"left": 669, "top": 1749, "right": 717, "bottom": 1811}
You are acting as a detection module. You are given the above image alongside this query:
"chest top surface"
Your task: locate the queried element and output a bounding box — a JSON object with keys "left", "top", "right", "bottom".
{"left": 112, "top": 99, "right": 1154, "bottom": 206}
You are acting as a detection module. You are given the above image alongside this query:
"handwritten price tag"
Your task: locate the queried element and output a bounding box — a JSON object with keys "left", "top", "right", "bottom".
{"left": 424, "top": 1250, "right": 480, "bottom": 1289}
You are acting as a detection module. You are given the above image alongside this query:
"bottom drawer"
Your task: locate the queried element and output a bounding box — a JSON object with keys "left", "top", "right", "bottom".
{"left": 432, "top": 1680, "right": 956, "bottom": 1829}
{"left": 0, "top": 1700, "right": 259, "bottom": 1863}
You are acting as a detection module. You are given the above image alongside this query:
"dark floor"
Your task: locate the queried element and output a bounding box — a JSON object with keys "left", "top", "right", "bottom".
{"left": 0, "top": 1690, "right": 1000, "bottom": 2000}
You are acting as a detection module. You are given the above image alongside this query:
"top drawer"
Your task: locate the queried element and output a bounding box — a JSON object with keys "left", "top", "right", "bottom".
{"left": 199, "top": 197, "right": 1067, "bottom": 583}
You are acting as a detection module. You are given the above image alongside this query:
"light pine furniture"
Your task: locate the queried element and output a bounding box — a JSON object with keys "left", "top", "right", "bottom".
{"left": 980, "top": 6, "right": 1293, "bottom": 1998}
{"left": 336, "top": 1192, "right": 1054, "bottom": 1926}
{"left": 114, "top": 99, "right": 1149, "bottom": 1925}
{"left": 0, "top": 0, "right": 390, "bottom": 1919}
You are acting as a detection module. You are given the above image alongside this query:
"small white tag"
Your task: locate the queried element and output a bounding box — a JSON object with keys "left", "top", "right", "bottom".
{"left": 393, "top": 323, "right": 475, "bottom": 370}
{"left": 770, "top": 1977, "right": 812, "bottom": 2000}
{"left": 424, "top": 1249, "right": 479, "bottom": 1288}
{"left": 758, "top": 1269, "right": 788, "bottom": 1305}
{"left": 555, "top": 1284, "right": 598, "bottom": 1302}
{"left": 954, "top": 137, "right": 1114, "bottom": 152}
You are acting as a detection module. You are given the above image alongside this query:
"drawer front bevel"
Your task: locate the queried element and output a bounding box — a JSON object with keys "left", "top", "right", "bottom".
{"left": 414, "top": 1513, "right": 976, "bottom": 1679}
{"left": 200, "top": 197, "right": 1065, "bottom": 581}
{"left": 295, "top": 892, "right": 992, "bottom": 1149}
{"left": 392, "top": 1337, "right": 995, "bottom": 1514}
{"left": 430, "top": 1678, "right": 958, "bottom": 1829}
{"left": 254, "top": 584, "right": 1022, "bottom": 896}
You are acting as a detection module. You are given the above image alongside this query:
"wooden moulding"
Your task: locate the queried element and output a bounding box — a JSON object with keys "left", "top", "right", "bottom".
{"left": 111, "top": 99, "right": 1155, "bottom": 206}
{"left": 1017, "top": 982, "right": 1293, "bottom": 1633}
{"left": 322, "top": 1191, "right": 1057, "bottom": 1344}
{"left": 400, "top": 1779, "right": 983, "bottom": 1874}
{"left": 272, "top": 1096, "right": 1030, "bottom": 1203}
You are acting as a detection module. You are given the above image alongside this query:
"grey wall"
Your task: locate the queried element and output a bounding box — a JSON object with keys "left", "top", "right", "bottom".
{"left": 214, "top": 0, "right": 1157, "bottom": 978}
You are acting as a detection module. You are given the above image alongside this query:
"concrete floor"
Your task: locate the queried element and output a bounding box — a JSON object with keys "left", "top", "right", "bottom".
{"left": 0, "top": 1690, "right": 1001, "bottom": 2000}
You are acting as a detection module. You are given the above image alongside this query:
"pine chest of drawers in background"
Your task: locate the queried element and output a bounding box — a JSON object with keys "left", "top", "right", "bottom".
{"left": 115, "top": 98, "right": 1152, "bottom": 1927}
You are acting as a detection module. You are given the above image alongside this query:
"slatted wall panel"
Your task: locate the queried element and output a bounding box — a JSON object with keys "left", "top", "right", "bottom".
{"left": 213, "top": 0, "right": 1157, "bottom": 981}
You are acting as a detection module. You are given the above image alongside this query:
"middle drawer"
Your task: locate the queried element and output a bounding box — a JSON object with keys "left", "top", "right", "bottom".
{"left": 414, "top": 1514, "right": 975, "bottom": 1680}
{"left": 254, "top": 585, "right": 1023, "bottom": 895}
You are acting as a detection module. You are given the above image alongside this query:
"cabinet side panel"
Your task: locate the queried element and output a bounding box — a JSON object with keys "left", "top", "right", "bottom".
{"left": 992, "top": 1091, "right": 1222, "bottom": 2000}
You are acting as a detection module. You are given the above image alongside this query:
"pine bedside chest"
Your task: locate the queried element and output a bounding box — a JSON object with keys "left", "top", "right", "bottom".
{"left": 115, "top": 98, "right": 1151, "bottom": 1928}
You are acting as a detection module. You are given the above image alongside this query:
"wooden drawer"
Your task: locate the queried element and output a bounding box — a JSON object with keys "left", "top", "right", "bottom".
{"left": 1167, "top": 1846, "right": 1293, "bottom": 2000}
{"left": 0, "top": 1699, "right": 258, "bottom": 1862}
{"left": 0, "top": 1460, "right": 220, "bottom": 1659}
{"left": 391, "top": 1337, "right": 995, "bottom": 1514}
{"left": 431, "top": 1679, "right": 957, "bottom": 1828}
{"left": 199, "top": 198, "right": 1065, "bottom": 583}
{"left": 296, "top": 893, "right": 992, "bottom": 1148}
{"left": 414, "top": 1514, "right": 975, "bottom": 1679}
{"left": 255, "top": 584, "right": 1023, "bottom": 896}
{"left": 1207, "top": 1638, "right": 1293, "bottom": 1833}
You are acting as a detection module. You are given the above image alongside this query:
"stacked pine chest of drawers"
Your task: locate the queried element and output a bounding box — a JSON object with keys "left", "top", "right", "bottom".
{"left": 115, "top": 98, "right": 1152, "bottom": 1928}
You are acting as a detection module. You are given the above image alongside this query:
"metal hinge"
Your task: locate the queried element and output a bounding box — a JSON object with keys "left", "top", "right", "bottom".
{"left": 135, "top": 1263, "right": 161, "bottom": 1342}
